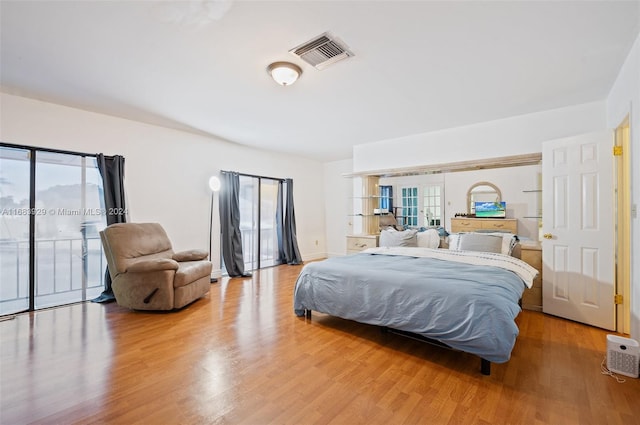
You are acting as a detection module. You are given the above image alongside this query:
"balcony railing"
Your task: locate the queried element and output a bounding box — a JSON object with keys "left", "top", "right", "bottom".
{"left": 238, "top": 226, "right": 282, "bottom": 272}
{"left": 0, "top": 236, "right": 105, "bottom": 314}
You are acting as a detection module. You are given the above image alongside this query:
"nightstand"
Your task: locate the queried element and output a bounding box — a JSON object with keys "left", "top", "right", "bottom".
{"left": 346, "top": 235, "right": 379, "bottom": 254}
{"left": 520, "top": 241, "right": 542, "bottom": 311}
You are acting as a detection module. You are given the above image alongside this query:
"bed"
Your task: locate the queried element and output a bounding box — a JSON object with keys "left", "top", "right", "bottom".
{"left": 293, "top": 241, "right": 538, "bottom": 375}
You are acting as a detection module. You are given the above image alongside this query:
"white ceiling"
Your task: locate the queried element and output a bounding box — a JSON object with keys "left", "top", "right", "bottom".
{"left": 1, "top": 1, "right": 639, "bottom": 162}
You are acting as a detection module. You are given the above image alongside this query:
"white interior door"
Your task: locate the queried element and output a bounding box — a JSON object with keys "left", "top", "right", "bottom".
{"left": 542, "top": 131, "right": 615, "bottom": 330}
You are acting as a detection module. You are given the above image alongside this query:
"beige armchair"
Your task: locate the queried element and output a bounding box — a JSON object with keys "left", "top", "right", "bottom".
{"left": 100, "top": 222, "right": 212, "bottom": 310}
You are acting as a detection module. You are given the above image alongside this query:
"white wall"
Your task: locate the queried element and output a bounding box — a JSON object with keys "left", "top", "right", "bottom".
{"left": 0, "top": 93, "right": 327, "bottom": 277}
{"left": 607, "top": 32, "right": 640, "bottom": 340}
{"left": 353, "top": 101, "right": 606, "bottom": 173}
{"left": 323, "top": 159, "right": 353, "bottom": 257}
{"left": 443, "top": 166, "right": 542, "bottom": 241}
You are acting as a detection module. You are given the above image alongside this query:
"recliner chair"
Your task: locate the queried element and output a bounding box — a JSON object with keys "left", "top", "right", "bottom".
{"left": 100, "top": 222, "right": 212, "bottom": 310}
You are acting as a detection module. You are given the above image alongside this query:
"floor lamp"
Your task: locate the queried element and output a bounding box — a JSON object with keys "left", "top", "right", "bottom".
{"left": 208, "top": 175, "right": 221, "bottom": 283}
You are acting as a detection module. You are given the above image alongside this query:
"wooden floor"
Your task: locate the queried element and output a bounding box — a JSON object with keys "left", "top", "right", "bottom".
{"left": 1, "top": 263, "right": 639, "bottom": 425}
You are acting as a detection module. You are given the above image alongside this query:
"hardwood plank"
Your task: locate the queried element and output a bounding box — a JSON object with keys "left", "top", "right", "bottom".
{"left": 1, "top": 263, "right": 639, "bottom": 424}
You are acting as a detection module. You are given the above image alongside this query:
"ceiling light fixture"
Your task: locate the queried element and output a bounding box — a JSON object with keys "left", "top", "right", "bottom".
{"left": 267, "top": 61, "right": 302, "bottom": 86}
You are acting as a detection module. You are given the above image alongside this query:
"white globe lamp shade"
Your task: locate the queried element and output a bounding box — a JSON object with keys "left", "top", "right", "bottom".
{"left": 267, "top": 62, "right": 302, "bottom": 86}
{"left": 208, "top": 176, "right": 221, "bottom": 192}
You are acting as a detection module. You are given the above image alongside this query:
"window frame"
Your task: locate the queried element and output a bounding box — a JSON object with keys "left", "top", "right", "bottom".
{"left": 400, "top": 186, "right": 419, "bottom": 227}
{"left": 0, "top": 142, "right": 111, "bottom": 314}
{"left": 422, "top": 183, "right": 444, "bottom": 227}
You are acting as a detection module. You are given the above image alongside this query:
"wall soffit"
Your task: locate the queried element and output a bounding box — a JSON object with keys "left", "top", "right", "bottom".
{"left": 343, "top": 153, "right": 542, "bottom": 178}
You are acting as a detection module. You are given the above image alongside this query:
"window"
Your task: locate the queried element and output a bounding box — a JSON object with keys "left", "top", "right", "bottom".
{"left": 0, "top": 145, "right": 107, "bottom": 315}
{"left": 401, "top": 186, "right": 418, "bottom": 227}
{"left": 379, "top": 185, "right": 393, "bottom": 214}
{"left": 423, "top": 184, "right": 444, "bottom": 226}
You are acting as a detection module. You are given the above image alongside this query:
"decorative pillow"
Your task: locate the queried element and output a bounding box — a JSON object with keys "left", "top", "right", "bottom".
{"left": 481, "top": 232, "right": 519, "bottom": 255}
{"left": 448, "top": 232, "right": 518, "bottom": 255}
{"left": 447, "top": 233, "right": 503, "bottom": 254}
{"left": 379, "top": 228, "right": 418, "bottom": 247}
{"left": 436, "top": 227, "right": 449, "bottom": 237}
{"left": 416, "top": 228, "right": 440, "bottom": 249}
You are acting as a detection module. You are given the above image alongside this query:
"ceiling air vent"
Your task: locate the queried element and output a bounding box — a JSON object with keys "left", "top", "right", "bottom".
{"left": 289, "top": 32, "right": 354, "bottom": 70}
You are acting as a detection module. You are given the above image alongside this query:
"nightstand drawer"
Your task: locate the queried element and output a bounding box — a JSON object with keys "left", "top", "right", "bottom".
{"left": 521, "top": 249, "right": 542, "bottom": 270}
{"left": 346, "top": 235, "right": 379, "bottom": 253}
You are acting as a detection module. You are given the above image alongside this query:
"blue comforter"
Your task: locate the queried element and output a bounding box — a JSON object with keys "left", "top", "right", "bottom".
{"left": 293, "top": 249, "right": 530, "bottom": 363}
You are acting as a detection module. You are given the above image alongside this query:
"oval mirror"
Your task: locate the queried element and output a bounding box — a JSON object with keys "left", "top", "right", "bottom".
{"left": 467, "top": 182, "right": 501, "bottom": 214}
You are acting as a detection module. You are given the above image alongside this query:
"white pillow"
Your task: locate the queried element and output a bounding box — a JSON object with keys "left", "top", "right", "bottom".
{"left": 416, "top": 228, "right": 440, "bottom": 249}
{"left": 379, "top": 229, "right": 418, "bottom": 247}
{"left": 501, "top": 234, "right": 518, "bottom": 255}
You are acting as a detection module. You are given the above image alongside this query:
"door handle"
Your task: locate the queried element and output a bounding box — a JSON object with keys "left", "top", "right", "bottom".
{"left": 543, "top": 233, "right": 553, "bottom": 239}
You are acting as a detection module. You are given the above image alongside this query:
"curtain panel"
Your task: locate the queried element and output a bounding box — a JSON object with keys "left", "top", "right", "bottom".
{"left": 92, "top": 154, "right": 126, "bottom": 303}
{"left": 218, "top": 171, "right": 249, "bottom": 277}
{"left": 279, "top": 178, "right": 302, "bottom": 265}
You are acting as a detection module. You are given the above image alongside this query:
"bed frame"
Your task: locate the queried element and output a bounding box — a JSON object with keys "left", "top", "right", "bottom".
{"left": 303, "top": 309, "right": 491, "bottom": 376}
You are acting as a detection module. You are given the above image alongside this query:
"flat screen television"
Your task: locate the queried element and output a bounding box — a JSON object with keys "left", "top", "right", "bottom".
{"left": 475, "top": 201, "right": 506, "bottom": 218}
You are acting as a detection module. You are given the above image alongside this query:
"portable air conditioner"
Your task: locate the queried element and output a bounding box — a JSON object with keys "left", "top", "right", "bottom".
{"left": 607, "top": 335, "right": 640, "bottom": 378}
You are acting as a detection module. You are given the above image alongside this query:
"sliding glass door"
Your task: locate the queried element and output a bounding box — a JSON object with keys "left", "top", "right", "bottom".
{"left": 0, "top": 147, "right": 31, "bottom": 314}
{"left": 0, "top": 146, "right": 107, "bottom": 315}
{"left": 34, "top": 152, "right": 106, "bottom": 309}
{"left": 238, "top": 175, "right": 282, "bottom": 272}
{"left": 259, "top": 179, "right": 281, "bottom": 268}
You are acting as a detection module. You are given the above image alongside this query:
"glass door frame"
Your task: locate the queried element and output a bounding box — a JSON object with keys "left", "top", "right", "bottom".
{"left": 235, "top": 172, "right": 285, "bottom": 273}
{"left": 0, "top": 142, "right": 110, "bottom": 314}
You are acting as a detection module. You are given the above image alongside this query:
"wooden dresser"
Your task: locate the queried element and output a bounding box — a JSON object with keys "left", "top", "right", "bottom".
{"left": 520, "top": 241, "right": 543, "bottom": 311}
{"left": 346, "top": 235, "right": 379, "bottom": 254}
{"left": 450, "top": 218, "right": 518, "bottom": 234}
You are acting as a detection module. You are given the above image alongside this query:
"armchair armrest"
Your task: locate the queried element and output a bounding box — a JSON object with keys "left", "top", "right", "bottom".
{"left": 127, "top": 258, "right": 179, "bottom": 273}
{"left": 172, "top": 249, "right": 209, "bottom": 262}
